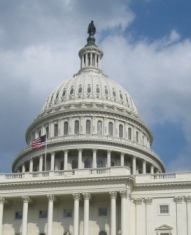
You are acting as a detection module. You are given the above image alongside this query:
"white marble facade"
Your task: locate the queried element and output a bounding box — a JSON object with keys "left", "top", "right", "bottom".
{"left": 0, "top": 25, "right": 191, "bottom": 235}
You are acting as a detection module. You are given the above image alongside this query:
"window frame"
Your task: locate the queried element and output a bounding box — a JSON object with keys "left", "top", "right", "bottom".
{"left": 158, "top": 204, "right": 170, "bottom": 216}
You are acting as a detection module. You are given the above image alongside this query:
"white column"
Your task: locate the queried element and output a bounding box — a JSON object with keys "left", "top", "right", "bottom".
{"left": 29, "top": 159, "right": 33, "bottom": 172}
{"left": 142, "top": 160, "right": 146, "bottom": 174}
{"left": 133, "top": 156, "right": 136, "bottom": 175}
{"left": 51, "top": 152, "right": 55, "bottom": 171}
{"left": 93, "top": 149, "right": 97, "bottom": 168}
{"left": 21, "top": 196, "right": 29, "bottom": 235}
{"left": 174, "top": 196, "right": 184, "bottom": 235}
{"left": 150, "top": 165, "right": 154, "bottom": 174}
{"left": 0, "top": 197, "right": 5, "bottom": 235}
{"left": 107, "top": 150, "right": 111, "bottom": 167}
{"left": 120, "top": 191, "right": 127, "bottom": 235}
{"left": 22, "top": 164, "right": 25, "bottom": 173}
{"left": 120, "top": 153, "right": 124, "bottom": 167}
{"left": 64, "top": 150, "right": 68, "bottom": 170}
{"left": 73, "top": 193, "right": 80, "bottom": 235}
{"left": 134, "top": 198, "right": 143, "bottom": 235}
{"left": 39, "top": 155, "right": 43, "bottom": 172}
{"left": 78, "top": 149, "right": 82, "bottom": 169}
{"left": 109, "top": 192, "right": 117, "bottom": 235}
{"left": 47, "top": 194, "right": 54, "bottom": 235}
{"left": 185, "top": 196, "right": 191, "bottom": 235}
{"left": 83, "top": 193, "right": 91, "bottom": 235}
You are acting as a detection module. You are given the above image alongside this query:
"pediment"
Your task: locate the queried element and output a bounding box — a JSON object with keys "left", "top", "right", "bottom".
{"left": 155, "top": 224, "right": 173, "bottom": 230}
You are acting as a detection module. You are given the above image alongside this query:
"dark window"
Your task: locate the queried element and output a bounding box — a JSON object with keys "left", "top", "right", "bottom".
{"left": 97, "top": 160, "right": 103, "bottom": 168}
{"left": 87, "top": 86, "right": 91, "bottom": 93}
{"left": 119, "top": 124, "right": 123, "bottom": 138}
{"left": 39, "top": 210, "right": 48, "bottom": 218}
{"left": 160, "top": 205, "right": 169, "bottom": 214}
{"left": 99, "top": 232, "right": 107, "bottom": 235}
{"left": 108, "top": 122, "right": 113, "bottom": 136}
{"left": 64, "top": 122, "right": 69, "bottom": 135}
{"left": 98, "top": 208, "right": 107, "bottom": 216}
{"left": 96, "top": 86, "right": 100, "bottom": 93}
{"left": 60, "top": 160, "right": 64, "bottom": 170}
{"left": 70, "top": 88, "right": 74, "bottom": 95}
{"left": 105, "top": 87, "right": 109, "bottom": 95}
{"left": 78, "top": 86, "right": 82, "bottom": 94}
{"left": 15, "top": 211, "right": 22, "bottom": 219}
{"left": 38, "top": 130, "right": 41, "bottom": 138}
{"left": 54, "top": 124, "right": 58, "bottom": 136}
{"left": 84, "top": 159, "right": 91, "bottom": 168}
{"left": 113, "top": 90, "right": 116, "bottom": 97}
{"left": 46, "top": 126, "right": 49, "bottom": 139}
{"left": 62, "top": 90, "right": 66, "bottom": 97}
{"left": 136, "top": 131, "right": 139, "bottom": 142}
{"left": 56, "top": 92, "right": 59, "bottom": 99}
{"left": 74, "top": 120, "right": 79, "bottom": 134}
{"left": 97, "top": 121, "right": 102, "bottom": 135}
{"left": 64, "top": 209, "right": 72, "bottom": 217}
{"left": 86, "top": 120, "right": 91, "bottom": 134}
{"left": 120, "top": 93, "right": 123, "bottom": 100}
{"left": 72, "top": 159, "right": 78, "bottom": 169}
{"left": 128, "top": 128, "right": 132, "bottom": 140}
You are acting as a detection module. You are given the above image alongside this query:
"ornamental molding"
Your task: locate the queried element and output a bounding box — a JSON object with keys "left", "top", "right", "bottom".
{"left": 119, "top": 190, "right": 127, "bottom": 198}
{"left": 133, "top": 198, "right": 143, "bottom": 205}
{"left": 185, "top": 196, "right": 191, "bottom": 203}
{"left": 83, "top": 192, "right": 91, "bottom": 200}
{"left": 174, "top": 196, "right": 183, "bottom": 204}
{"left": 73, "top": 193, "right": 81, "bottom": 200}
{"left": 47, "top": 194, "right": 55, "bottom": 201}
{"left": 109, "top": 191, "right": 117, "bottom": 199}
{"left": 144, "top": 198, "right": 153, "bottom": 205}
{"left": 22, "top": 195, "right": 30, "bottom": 203}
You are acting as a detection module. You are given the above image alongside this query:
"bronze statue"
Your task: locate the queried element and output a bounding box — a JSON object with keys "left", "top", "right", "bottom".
{"left": 88, "top": 21, "right": 96, "bottom": 36}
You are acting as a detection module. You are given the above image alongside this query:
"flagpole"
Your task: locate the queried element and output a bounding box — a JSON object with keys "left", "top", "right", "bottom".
{"left": 45, "top": 136, "right": 47, "bottom": 171}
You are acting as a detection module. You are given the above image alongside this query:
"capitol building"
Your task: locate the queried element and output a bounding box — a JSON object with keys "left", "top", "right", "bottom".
{"left": 0, "top": 22, "right": 191, "bottom": 235}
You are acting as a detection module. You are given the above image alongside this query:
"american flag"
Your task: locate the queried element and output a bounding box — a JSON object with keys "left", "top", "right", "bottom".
{"left": 31, "top": 135, "right": 46, "bottom": 149}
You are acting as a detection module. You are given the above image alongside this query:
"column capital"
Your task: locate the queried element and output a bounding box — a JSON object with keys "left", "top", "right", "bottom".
{"left": 50, "top": 152, "right": 55, "bottom": 155}
{"left": 107, "top": 150, "right": 111, "bottom": 154}
{"left": 47, "top": 194, "right": 55, "bottom": 202}
{"left": 120, "top": 152, "right": 125, "bottom": 156}
{"left": 119, "top": 191, "right": 127, "bottom": 199}
{"left": 133, "top": 198, "right": 143, "bottom": 205}
{"left": 83, "top": 192, "right": 91, "bottom": 200}
{"left": 144, "top": 198, "right": 153, "bottom": 205}
{"left": 63, "top": 149, "right": 68, "bottom": 153}
{"left": 78, "top": 148, "right": 83, "bottom": 152}
{"left": 22, "top": 195, "right": 30, "bottom": 203}
{"left": 174, "top": 196, "right": 183, "bottom": 204}
{"left": 185, "top": 196, "right": 191, "bottom": 203}
{"left": 109, "top": 191, "right": 117, "bottom": 199}
{"left": 93, "top": 149, "right": 97, "bottom": 152}
{"left": 73, "top": 193, "right": 81, "bottom": 201}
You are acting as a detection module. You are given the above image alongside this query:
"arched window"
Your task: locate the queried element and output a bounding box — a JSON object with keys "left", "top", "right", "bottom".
{"left": 78, "top": 86, "right": 82, "bottom": 94}
{"left": 113, "top": 89, "right": 116, "bottom": 97}
{"left": 54, "top": 124, "right": 58, "bottom": 137}
{"left": 74, "top": 120, "right": 79, "bottom": 134}
{"left": 128, "top": 127, "right": 132, "bottom": 140}
{"left": 108, "top": 122, "right": 113, "bottom": 136}
{"left": 72, "top": 159, "right": 78, "bottom": 169}
{"left": 97, "top": 121, "right": 102, "bottom": 135}
{"left": 56, "top": 92, "right": 59, "bottom": 99}
{"left": 119, "top": 124, "right": 123, "bottom": 138}
{"left": 87, "top": 85, "right": 91, "bottom": 93}
{"left": 70, "top": 87, "right": 74, "bottom": 95}
{"left": 86, "top": 120, "right": 91, "bottom": 134}
{"left": 96, "top": 85, "right": 100, "bottom": 94}
{"left": 46, "top": 126, "right": 49, "bottom": 139}
{"left": 62, "top": 89, "right": 66, "bottom": 97}
{"left": 120, "top": 93, "right": 123, "bottom": 100}
{"left": 97, "top": 159, "right": 103, "bottom": 168}
{"left": 136, "top": 131, "right": 139, "bottom": 143}
{"left": 64, "top": 121, "right": 69, "bottom": 135}
{"left": 105, "top": 87, "right": 109, "bottom": 95}
{"left": 84, "top": 159, "right": 91, "bottom": 168}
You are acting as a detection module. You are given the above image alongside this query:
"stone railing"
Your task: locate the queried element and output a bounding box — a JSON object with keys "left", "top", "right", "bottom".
{"left": 0, "top": 166, "right": 131, "bottom": 182}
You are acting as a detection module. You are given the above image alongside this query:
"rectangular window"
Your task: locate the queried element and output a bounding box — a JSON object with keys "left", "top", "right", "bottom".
{"left": 15, "top": 211, "right": 22, "bottom": 219}
{"left": 64, "top": 209, "right": 73, "bottom": 217}
{"left": 39, "top": 210, "right": 48, "bottom": 218}
{"left": 160, "top": 205, "right": 169, "bottom": 214}
{"left": 98, "top": 207, "right": 107, "bottom": 216}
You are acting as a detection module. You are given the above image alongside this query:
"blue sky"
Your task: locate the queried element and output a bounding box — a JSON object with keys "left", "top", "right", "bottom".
{"left": 0, "top": 0, "right": 191, "bottom": 173}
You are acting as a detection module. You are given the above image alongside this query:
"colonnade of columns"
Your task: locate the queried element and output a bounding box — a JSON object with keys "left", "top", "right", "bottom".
{"left": 18, "top": 149, "right": 160, "bottom": 174}
{"left": 0, "top": 192, "right": 128, "bottom": 235}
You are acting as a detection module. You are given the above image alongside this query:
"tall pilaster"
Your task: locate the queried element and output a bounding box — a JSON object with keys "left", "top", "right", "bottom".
{"left": 47, "top": 194, "right": 54, "bottom": 235}
{"left": 142, "top": 161, "right": 146, "bottom": 174}
{"left": 174, "top": 196, "right": 184, "bottom": 235}
{"left": 109, "top": 192, "right": 117, "bottom": 235}
{"left": 120, "top": 191, "right": 128, "bottom": 235}
{"left": 39, "top": 155, "right": 43, "bottom": 172}
{"left": 64, "top": 150, "right": 68, "bottom": 170}
{"left": 93, "top": 149, "right": 97, "bottom": 168}
{"left": 107, "top": 150, "right": 111, "bottom": 167}
{"left": 0, "top": 197, "right": 5, "bottom": 235}
{"left": 83, "top": 193, "right": 91, "bottom": 235}
{"left": 21, "top": 195, "right": 30, "bottom": 235}
{"left": 132, "top": 156, "right": 136, "bottom": 175}
{"left": 120, "top": 153, "right": 124, "bottom": 167}
{"left": 78, "top": 149, "right": 82, "bottom": 169}
{"left": 29, "top": 159, "right": 33, "bottom": 172}
{"left": 73, "top": 193, "right": 80, "bottom": 235}
{"left": 185, "top": 196, "right": 191, "bottom": 235}
{"left": 134, "top": 198, "right": 143, "bottom": 235}
{"left": 50, "top": 152, "right": 55, "bottom": 171}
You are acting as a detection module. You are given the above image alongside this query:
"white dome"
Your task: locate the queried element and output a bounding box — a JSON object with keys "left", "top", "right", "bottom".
{"left": 42, "top": 71, "right": 138, "bottom": 115}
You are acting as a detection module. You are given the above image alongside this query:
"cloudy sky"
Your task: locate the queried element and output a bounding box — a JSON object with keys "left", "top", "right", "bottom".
{"left": 0, "top": 0, "right": 191, "bottom": 173}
